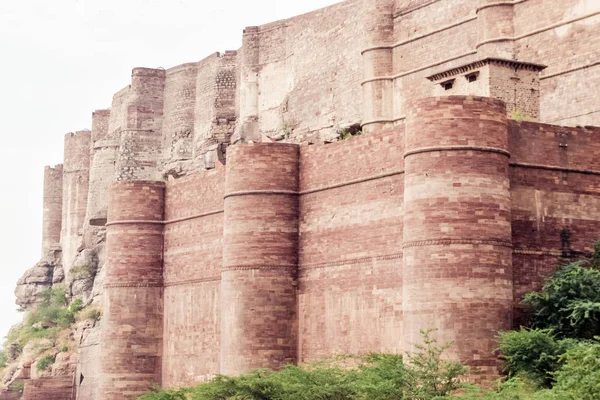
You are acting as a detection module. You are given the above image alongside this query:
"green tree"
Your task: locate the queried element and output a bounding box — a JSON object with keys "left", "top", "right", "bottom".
{"left": 523, "top": 261, "right": 600, "bottom": 339}
{"left": 496, "top": 329, "right": 577, "bottom": 387}
{"left": 353, "top": 353, "right": 406, "bottom": 400}
{"left": 546, "top": 339, "right": 600, "bottom": 400}
{"left": 404, "top": 330, "right": 467, "bottom": 399}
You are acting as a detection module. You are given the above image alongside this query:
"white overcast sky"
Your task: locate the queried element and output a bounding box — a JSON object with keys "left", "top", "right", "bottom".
{"left": 0, "top": 0, "right": 341, "bottom": 341}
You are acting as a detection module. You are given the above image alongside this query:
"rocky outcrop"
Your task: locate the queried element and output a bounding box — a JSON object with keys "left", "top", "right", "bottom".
{"left": 14, "top": 253, "right": 63, "bottom": 310}
{"left": 4, "top": 239, "right": 102, "bottom": 399}
{"left": 67, "top": 249, "right": 98, "bottom": 303}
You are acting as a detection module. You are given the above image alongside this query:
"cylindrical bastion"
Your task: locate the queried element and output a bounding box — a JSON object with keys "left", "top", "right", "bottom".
{"left": 99, "top": 180, "right": 165, "bottom": 399}
{"left": 220, "top": 142, "right": 299, "bottom": 375}
{"left": 403, "top": 96, "right": 513, "bottom": 380}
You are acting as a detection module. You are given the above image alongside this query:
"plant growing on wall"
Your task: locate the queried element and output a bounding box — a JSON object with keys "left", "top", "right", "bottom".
{"left": 337, "top": 123, "right": 363, "bottom": 141}
{"left": 511, "top": 110, "right": 533, "bottom": 122}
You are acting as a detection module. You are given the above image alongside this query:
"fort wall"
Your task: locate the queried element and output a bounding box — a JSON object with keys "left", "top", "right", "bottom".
{"left": 298, "top": 126, "right": 405, "bottom": 360}
{"left": 162, "top": 167, "right": 225, "bottom": 386}
{"left": 43, "top": 94, "right": 600, "bottom": 397}
{"left": 158, "top": 96, "right": 600, "bottom": 388}
{"left": 61, "top": 131, "right": 91, "bottom": 275}
{"left": 403, "top": 97, "right": 513, "bottom": 381}
{"left": 508, "top": 121, "right": 600, "bottom": 322}
{"left": 162, "top": 63, "right": 198, "bottom": 164}
{"left": 360, "top": 0, "right": 600, "bottom": 127}
{"left": 24, "top": 0, "right": 600, "bottom": 397}
{"left": 75, "top": 324, "right": 101, "bottom": 400}
{"left": 41, "top": 165, "right": 63, "bottom": 256}
{"left": 243, "top": 0, "right": 366, "bottom": 142}
{"left": 513, "top": 0, "right": 600, "bottom": 125}
{"left": 21, "top": 377, "right": 74, "bottom": 399}
{"left": 193, "top": 52, "right": 237, "bottom": 160}
{"left": 115, "top": 68, "right": 165, "bottom": 182}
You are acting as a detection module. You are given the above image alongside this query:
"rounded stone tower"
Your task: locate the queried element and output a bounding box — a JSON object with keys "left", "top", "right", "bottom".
{"left": 220, "top": 143, "right": 299, "bottom": 375}
{"left": 41, "top": 164, "right": 63, "bottom": 256}
{"left": 61, "top": 130, "right": 91, "bottom": 274}
{"left": 361, "top": 0, "right": 394, "bottom": 133}
{"left": 86, "top": 109, "right": 116, "bottom": 228}
{"left": 476, "top": 0, "right": 515, "bottom": 59}
{"left": 99, "top": 181, "right": 165, "bottom": 399}
{"left": 403, "top": 96, "right": 513, "bottom": 380}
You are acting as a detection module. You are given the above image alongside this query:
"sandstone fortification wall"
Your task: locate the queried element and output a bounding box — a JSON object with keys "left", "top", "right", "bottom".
{"left": 363, "top": 0, "right": 600, "bottom": 130}
{"left": 96, "top": 96, "right": 600, "bottom": 397}
{"left": 162, "top": 167, "right": 225, "bottom": 386}
{"left": 12, "top": 0, "right": 600, "bottom": 398}
{"left": 86, "top": 109, "right": 113, "bottom": 228}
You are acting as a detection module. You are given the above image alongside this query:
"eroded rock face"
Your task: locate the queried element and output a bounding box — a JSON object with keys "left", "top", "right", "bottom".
{"left": 6, "top": 344, "right": 21, "bottom": 363}
{"left": 68, "top": 249, "right": 98, "bottom": 303}
{"left": 15, "top": 254, "right": 62, "bottom": 310}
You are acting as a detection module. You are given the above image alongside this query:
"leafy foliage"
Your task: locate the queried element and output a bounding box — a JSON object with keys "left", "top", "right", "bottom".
{"left": 8, "top": 381, "right": 25, "bottom": 397}
{"left": 496, "top": 329, "right": 577, "bottom": 387}
{"left": 547, "top": 339, "right": 600, "bottom": 400}
{"left": 510, "top": 111, "right": 533, "bottom": 122}
{"left": 26, "top": 286, "right": 74, "bottom": 329}
{"left": 138, "top": 385, "right": 188, "bottom": 400}
{"left": 78, "top": 305, "right": 102, "bottom": 322}
{"left": 405, "top": 329, "right": 466, "bottom": 399}
{"left": 522, "top": 261, "right": 600, "bottom": 339}
{"left": 337, "top": 124, "right": 363, "bottom": 140}
{"left": 353, "top": 353, "right": 406, "bottom": 400}
{"left": 36, "top": 354, "right": 55, "bottom": 371}
{"left": 446, "top": 378, "right": 541, "bottom": 400}
{"left": 3, "top": 287, "right": 92, "bottom": 359}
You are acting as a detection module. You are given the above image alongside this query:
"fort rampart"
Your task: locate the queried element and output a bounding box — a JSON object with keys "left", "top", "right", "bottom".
{"left": 106, "top": 96, "right": 600, "bottom": 394}
{"left": 22, "top": 0, "right": 600, "bottom": 398}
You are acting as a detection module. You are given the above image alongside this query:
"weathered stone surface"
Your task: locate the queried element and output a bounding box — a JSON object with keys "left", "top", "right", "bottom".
{"left": 67, "top": 249, "right": 98, "bottom": 302}
{"left": 22, "top": 376, "right": 74, "bottom": 400}
{"left": 15, "top": 257, "right": 58, "bottom": 309}
{"left": 74, "top": 319, "right": 101, "bottom": 400}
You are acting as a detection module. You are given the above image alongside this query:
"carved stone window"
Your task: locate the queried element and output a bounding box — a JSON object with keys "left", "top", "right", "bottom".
{"left": 465, "top": 72, "right": 479, "bottom": 83}
{"left": 441, "top": 79, "right": 455, "bottom": 90}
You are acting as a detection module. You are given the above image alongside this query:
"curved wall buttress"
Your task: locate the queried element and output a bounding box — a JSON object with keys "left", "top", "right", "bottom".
{"left": 62, "top": 131, "right": 91, "bottom": 274}
{"left": 86, "top": 109, "right": 116, "bottom": 228}
{"left": 220, "top": 143, "right": 299, "bottom": 375}
{"left": 361, "top": 0, "right": 394, "bottom": 133}
{"left": 476, "top": 0, "right": 515, "bottom": 59}
{"left": 116, "top": 68, "right": 165, "bottom": 182}
{"left": 99, "top": 181, "right": 165, "bottom": 399}
{"left": 403, "top": 96, "right": 513, "bottom": 380}
{"left": 42, "top": 164, "right": 63, "bottom": 256}
{"left": 162, "top": 63, "right": 198, "bottom": 165}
